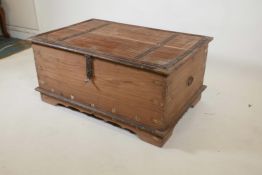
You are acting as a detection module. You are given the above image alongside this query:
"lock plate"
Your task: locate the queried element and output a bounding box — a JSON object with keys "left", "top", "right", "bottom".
{"left": 86, "top": 55, "right": 94, "bottom": 81}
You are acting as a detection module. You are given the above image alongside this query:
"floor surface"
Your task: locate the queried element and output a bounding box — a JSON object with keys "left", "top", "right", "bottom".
{"left": 0, "top": 49, "right": 262, "bottom": 175}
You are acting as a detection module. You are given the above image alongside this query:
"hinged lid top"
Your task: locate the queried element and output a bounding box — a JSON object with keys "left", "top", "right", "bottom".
{"left": 30, "top": 19, "right": 213, "bottom": 75}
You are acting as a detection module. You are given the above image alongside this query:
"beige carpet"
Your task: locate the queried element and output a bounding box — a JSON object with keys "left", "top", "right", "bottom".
{"left": 0, "top": 48, "right": 262, "bottom": 175}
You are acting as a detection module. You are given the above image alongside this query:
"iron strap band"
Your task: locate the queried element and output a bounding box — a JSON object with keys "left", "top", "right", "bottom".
{"left": 86, "top": 55, "right": 94, "bottom": 80}
{"left": 35, "top": 87, "right": 163, "bottom": 136}
{"left": 35, "top": 85, "right": 206, "bottom": 137}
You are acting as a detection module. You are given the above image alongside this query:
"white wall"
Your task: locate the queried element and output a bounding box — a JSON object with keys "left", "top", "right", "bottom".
{"left": 0, "top": 0, "right": 245, "bottom": 68}
{"left": 34, "top": 0, "right": 262, "bottom": 67}
{"left": 2, "top": 0, "right": 261, "bottom": 66}
{"left": 2, "top": 0, "right": 39, "bottom": 38}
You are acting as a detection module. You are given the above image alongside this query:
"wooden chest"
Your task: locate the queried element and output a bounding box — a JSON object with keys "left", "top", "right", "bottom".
{"left": 30, "top": 19, "right": 213, "bottom": 147}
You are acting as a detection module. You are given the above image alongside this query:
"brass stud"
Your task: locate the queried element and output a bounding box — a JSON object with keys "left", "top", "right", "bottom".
{"left": 153, "top": 136, "right": 160, "bottom": 141}
{"left": 85, "top": 79, "right": 90, "bottom": 83}
{"left": 152, "top": 118, "right": 160, "bottom": 124}
{"left": 135, "top": 115, "right": 141, "bottom": 121}
{"left": 152, "top": 99, "right": 158, "bottom": 105}
{"left": 153, "top": 80, "right": 163, "bottom": 86}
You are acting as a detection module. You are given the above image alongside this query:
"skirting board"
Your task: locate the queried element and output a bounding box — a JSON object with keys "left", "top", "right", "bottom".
{"left": 7, "top": 25, "right": 39, "bottom": 39}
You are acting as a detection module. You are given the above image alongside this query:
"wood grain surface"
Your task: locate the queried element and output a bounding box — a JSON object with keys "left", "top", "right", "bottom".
{"left": 30, "top": 19, "right": 212, "bottom": 75}
{"left": 31, "top": 19, "right": 212, "bottom": 146}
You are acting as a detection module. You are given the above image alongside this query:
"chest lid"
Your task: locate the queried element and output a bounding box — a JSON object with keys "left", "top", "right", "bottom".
{"left": 30, "top": 19, "right": 213, "bottom": 75}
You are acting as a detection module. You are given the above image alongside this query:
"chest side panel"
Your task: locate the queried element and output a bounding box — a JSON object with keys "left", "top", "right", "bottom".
{"left": 33, "top": 44, "right": 166, "bottom": 129}
{"left": 164, "top": 44, "right": 208, "bottom": 125}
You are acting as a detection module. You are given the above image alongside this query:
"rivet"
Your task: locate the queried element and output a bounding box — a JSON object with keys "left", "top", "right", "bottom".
{"left": 70, "top": 95, "right": 74, "bottom": 100}
{"left": 91, "top": 104, "right": 95, "bottom": 107}
{"left": 112, "top": 108, "right": 116, "bottom": 113}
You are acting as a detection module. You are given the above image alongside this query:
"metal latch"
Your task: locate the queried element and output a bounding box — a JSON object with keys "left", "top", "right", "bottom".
{"left": 85, "top": 55, "right": 94, "bottom": 81}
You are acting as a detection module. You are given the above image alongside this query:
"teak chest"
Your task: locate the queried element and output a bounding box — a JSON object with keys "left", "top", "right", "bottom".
{"left": 31, "top": 19, "right": 213, "bottom": 147}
